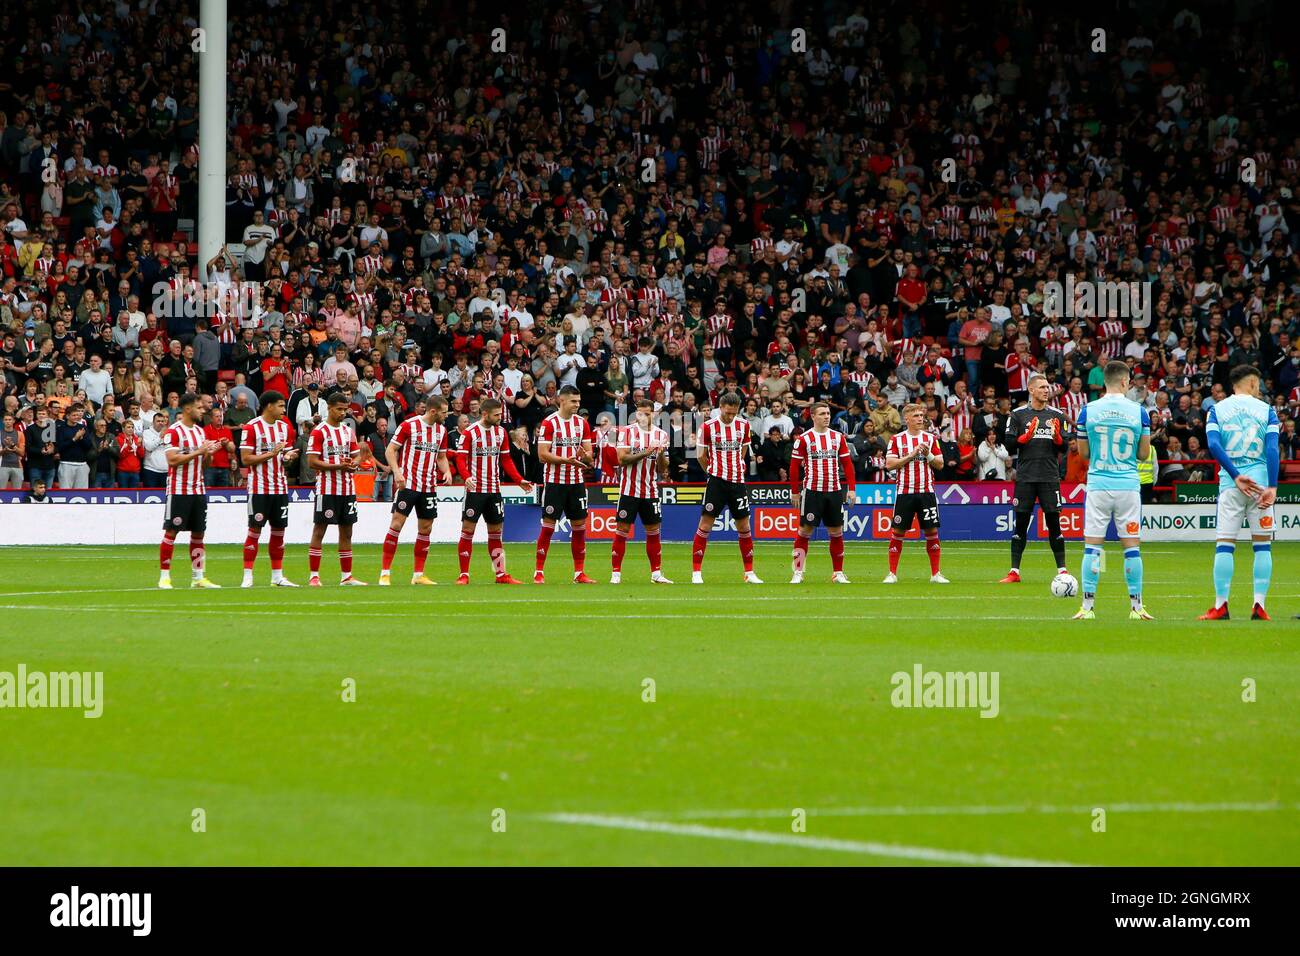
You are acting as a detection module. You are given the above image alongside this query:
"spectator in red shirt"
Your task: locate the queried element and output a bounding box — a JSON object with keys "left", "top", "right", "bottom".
{"left": 202, "top": 406, "right": 236, "bottom": 488}
{"left": 116, "top": 426, "right": 144, "bottom": 488}
{"left": 260, "top": 343, "right": 291, "bottom": 396}
{"left": 895, "top": 263, "right": 927, "bottom": 339}
{"left": 138, "top": 313, "right": 168, "bottom": 352}
{"left": 958, "top": 307, "right": 994, "bottom": 397}
{"left": 460, "top": 370, "right": 486, "bottom": 411}
{"left": 955, "top": 427, "right": 978, "bottom": 479}
{"left": 866, "top": 142, "right": 895, "bottom": 177}
{"left": 453, "top": 313, "right": 488, "bottom": 360}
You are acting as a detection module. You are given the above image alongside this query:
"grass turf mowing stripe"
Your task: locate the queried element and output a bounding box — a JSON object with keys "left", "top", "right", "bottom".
{"left": 538, "top": 813, "right": 1082, "bottom": 866}
{"left": 3, "top": 542, "right": 1294, "bottom": 865}
{"left": 0, "top": 603, "right": 1144, "bottom": 623}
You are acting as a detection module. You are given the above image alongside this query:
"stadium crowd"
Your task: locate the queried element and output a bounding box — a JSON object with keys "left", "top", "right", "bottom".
{"left": 1, "top": 0, "right": 1299, "bottom": 501}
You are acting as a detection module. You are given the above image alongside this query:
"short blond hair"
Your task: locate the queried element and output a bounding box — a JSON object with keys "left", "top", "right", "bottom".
{"left": 901, "top": 403, "right": 925, "bottom": 418}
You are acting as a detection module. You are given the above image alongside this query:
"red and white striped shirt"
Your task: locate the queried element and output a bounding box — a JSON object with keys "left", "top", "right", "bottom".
{"left": 537, "top": 412, "right": 593, "bottom": 485}
{"left": 613, "top": 311, "right": 644, "bottom": 340}
{"left": 706, "top": 311, "right": 733, "bottom": 349}
{"left": 952, "top": 133, "right": 980, "bottom": 167}
{"left": 310, "top": 422, "right": 359, "bottom": 496}
{"left": 948, "top": 395, "right": 975, "bottom": 438}
{"left": 242, "top": 416, "right": 295, "bottom": 494}
{"left": 583, "top": 206, "right": 609, "bottom": 234}
{"left": 1253, "top": 151, "right": 1272, "bottom": 186}
{"left": 389, "top": 416, "right": 447, "bottom": 493}
{"left": 968, "top": 205, "right": 995, "bottom": 240}
{"left": 887, "top": 430, "right": 937, "bottom": 494}
{"left": 698, "top": 135, "right": 723, "bottom": 167}
{"left": 893, "top": 337, "right": 927, "bottom": 365}
{"left": 617, "top": 424, "right": 669, "bottom": 499}
{"left": 698, "top": 416, "right": 750, "bottom": 482}
{"left": 637, "top": 286, "right": 668, "bottom": 314}
{"left": 163, "top": 422, "right": 207, "bottom": 495}
{"left": 600, "top": 285, "right": 633, "bottom": 308}
{"left": 1058, "top": 389, "right": 1086, "bottom": 424}
{"left": 214, "top": 314, "right": 238, "bottom": 345}
{"left": 844, "top": 370, "right": 876, "bottom": 394}
{"left": 402, "top": 284, "right": 429, "bottom": 310}
{"left": 458, "top": 421, "right": 510, "bottom": 494}
{"left": 1096, "top": 319, "right": 1126, "bottom": 360}
{"left": 791, "top": 428, "right": 851, "bottom": 492}
{"left": 1005, "top": 351, "right": 1033, "bottom": 392}
{"left": 1040, "top": 324, "right": 1068, "bottom": 359}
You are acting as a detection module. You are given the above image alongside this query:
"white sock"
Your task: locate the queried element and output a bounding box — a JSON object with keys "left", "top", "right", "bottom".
{"left": 271, "top": 569, "right": 283, "bottom": 583}
{"left": 1253, "top": 593, "right": 1266, "bottom": 607}
{"left": 1130, "top": 595, "right": 1142, "bottom": 610}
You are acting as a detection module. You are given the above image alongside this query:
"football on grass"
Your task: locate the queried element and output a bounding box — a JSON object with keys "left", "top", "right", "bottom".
{"left": 1051, "top": 573, "right": 1079, "bottom": 598}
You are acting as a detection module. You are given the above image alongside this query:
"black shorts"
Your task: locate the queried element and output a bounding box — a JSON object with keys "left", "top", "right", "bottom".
{"left": 163, "top": 494, "right": 207, "bottom": 534}
{"left": 314, "top": 493, "right": 358, "bottom": 526}
{"left": 1013, "top": 480, "right": 1062, "bottom": 514}
{"left": 616, "top": 494, "right": 662, "bottom": 527}
{"left": 542, "top": 483, "right": 589, "bottom": 522}
{"left": 248, "top": 493, "right": 290, "bottom": 529}
{"left": 393, "top": 488, "right": 438, "bottom": 520}
{"left": 893, "top": 492, "right": 940, "bottom": 532}
{"left": 463, "top": 491, "right": 505, "bottom": 525}
{"left": 798, "top": 488, "right": 847, "bottom": 529}
{"left": 703, "top": 476, "right": 751, "bottom": 518}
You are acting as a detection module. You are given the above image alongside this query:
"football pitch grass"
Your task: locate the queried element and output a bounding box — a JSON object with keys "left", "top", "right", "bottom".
{"left": 1, "top": 540, "right": 1296, "bottom": 866}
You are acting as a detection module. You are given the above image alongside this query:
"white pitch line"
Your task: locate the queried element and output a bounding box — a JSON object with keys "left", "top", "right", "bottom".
{"left": 538, "top": 813, "right": 1080, "bottom": 866}
{"left": 0, "top": 546, "right": 120, "bottom": 552}
{"left": 0, "top": 587, "right": 165, "bottom": 598}
{"left": 634, "top": 800, "right": 1300, "bottom": 821}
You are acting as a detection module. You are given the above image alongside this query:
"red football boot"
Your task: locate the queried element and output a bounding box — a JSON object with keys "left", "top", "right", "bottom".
{"left": 1197, "top": 604, "right": 1230, "bottom": 621}
{"left": 1251, "top": 604, "right": 1270, "bottom": 621}
{"left": 998, "top": 570, "right": 1021, "bottom": 584}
